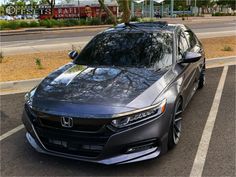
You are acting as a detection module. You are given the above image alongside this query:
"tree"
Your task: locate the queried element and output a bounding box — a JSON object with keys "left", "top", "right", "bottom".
{"left": 0, "top": 5, "right": 5, "bottom": 15}
{"left": 98, "top": 0, "right": 117, "bottom": 25}
{"left": 217, "top": 0, "right": 236, "bottom": 10}
{"left": 45, "top": 0, "right": 55, "bottom": 18}
{"left": 121, "top": 0, "right": 130, "bottom": 23}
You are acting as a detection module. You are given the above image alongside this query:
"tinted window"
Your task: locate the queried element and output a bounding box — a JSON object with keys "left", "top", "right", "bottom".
{"left": 178, "top": 31, "right": 189, "bottom": 59}
{"left": 185, "top": 30, "right": 197, "bottom": 48}
{"left": 75, "top": 31, "right": 173, "bottom": 69}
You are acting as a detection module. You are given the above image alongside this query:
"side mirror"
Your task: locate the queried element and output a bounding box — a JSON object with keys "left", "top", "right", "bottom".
{"left": 181, "top": 52, "right": 202, "bottom": 63}
{"left": 68, "top": 50, "right": 79, "bottom": 60}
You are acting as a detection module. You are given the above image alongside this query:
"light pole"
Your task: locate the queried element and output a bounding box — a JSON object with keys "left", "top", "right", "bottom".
{"left": 194, "top": 0, "right": 197, "bottom": 16}
{"left": 131, "top": 0, "right": 134, "bottom": 17}
{"left": 161, "top": 1, "right": 163, "bottom": 17}
{"left": 150, "top": 0, "right": 154, "bottom": 18}
{"left": 170, "top": 0, "right": 174, "bottom": 17}
{"left": 78, "top": 0, "right": 80, "bottom": 21}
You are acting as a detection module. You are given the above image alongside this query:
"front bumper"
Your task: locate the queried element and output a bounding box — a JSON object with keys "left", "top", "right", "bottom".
{"left": 22, "top": 107, "right": 170, "bottom": 165}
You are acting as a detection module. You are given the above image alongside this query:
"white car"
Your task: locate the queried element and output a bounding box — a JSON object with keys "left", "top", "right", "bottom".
{"left": 15, "top": 15, "right": 23, "bottom": 19}
{"left": 4, "top": 15, "right": 14, "bottom": 20}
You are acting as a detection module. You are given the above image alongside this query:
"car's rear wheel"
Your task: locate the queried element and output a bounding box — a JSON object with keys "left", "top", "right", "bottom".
{"left": 168, "top": 98, "right": 183, "bottom": 149}
{"left": 198, "top": 64, "right": 206, "bottom": 89}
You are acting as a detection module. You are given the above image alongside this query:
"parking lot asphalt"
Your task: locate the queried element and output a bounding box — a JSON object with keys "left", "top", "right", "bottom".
{"left": 0, "top": 65, "right": 235, "bottom": 176}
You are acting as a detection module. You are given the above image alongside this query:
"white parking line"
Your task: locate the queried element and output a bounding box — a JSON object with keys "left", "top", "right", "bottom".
{"left": 0, "top": 124, "right": 24, "bottom": 141}
{"left": 190, "top": 66, "right": 229, "bottom": 177}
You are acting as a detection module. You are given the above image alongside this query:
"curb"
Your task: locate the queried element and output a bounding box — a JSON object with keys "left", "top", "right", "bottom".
{"left": 0, "top": 56, "right": 235, "bottom": 95}
{"left": 0, "top": 25, "right": 112, "bottom": 36}
{"left": 0, "top": 78, "right": 42, "bottom": 92}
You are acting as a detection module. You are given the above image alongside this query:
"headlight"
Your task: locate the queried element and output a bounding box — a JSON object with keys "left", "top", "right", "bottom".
{"left": 111, "top": 99, "right": 166, "bottom": 128}
{"left": 25, "top": 88, "right": 36, "bottom": 108}
{"left": 25, "top": 93, "right": 33, "bottom": 108}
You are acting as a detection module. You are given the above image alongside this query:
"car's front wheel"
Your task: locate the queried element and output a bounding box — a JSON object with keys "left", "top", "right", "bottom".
{"left": 168, "top": 98, "right": 183, "bottom": 149}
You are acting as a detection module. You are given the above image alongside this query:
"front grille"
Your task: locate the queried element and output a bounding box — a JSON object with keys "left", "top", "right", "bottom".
{"left": 35, "top": 126, "right": 111, "bottom": 158}
{"left": 33, "top": 110, "right": 107, "bottom": 132}
{"left": 25, "top": 106, "right": 113, "bottom": 158}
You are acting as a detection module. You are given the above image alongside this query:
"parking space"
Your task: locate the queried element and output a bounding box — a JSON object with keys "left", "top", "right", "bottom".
{"left": 0, "top": 93, "right": 25, "bottom": 135}
{"left": 0, "top": 65, "right": 235, "bottom": 176}
{"left": 202, "top": 65, "right": 235, "bottom": 177}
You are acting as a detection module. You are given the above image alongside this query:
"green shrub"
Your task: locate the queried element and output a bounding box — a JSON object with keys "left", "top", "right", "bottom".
{"left": 56, "top": 19, "right": 64, "bottom": 27}
{"left": 39, "top": 20, "right": 47, "bottom": 27}
{"left": 0, "top": 52, "right": 3, "bottom": 63}
{"left": 141, "top": 18, "right": 155, "bottom": 22}
{"left": 212, "top": 12, "right": 236, "bottom": 16}
{"left": 63, "top": 19, "right": 79, "bottom": 26}
{"left": 35, "top": 58, "right": 43, "bottom": 69}
{"left": 104, "top": 17, "right": 114, "bottom": 24}
{"left": 29, "top": 21, "right": 40, "bottom": 27}
{"left": 87, "top": 18, "right": 101, "bottom": 25}
{"left": 19, "top": 21, "right": 29, "bottom": 28}
{"left": 222, "top": 45, "right": 233, "bottom": 51}
{"left": 79, "top": 18, "right": 86, "bottom": 25}
{"left": 130, "top": 16, "right": 139, "bottom": 22}
{"left": 39, "top": 19, "right": 58, "bottom": 28}
{"left": 6, "top": 21, "right": 20, "bottom": 30}
{"left": 0, "top": 17, "right": 114, "bottom": 30}
{"left": 0, "top": 20, "right": 8, "bottom": 30}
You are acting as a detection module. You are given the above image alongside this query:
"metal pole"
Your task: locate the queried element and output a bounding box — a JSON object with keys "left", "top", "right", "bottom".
{"left": 161, "top": 1, "right": 163, "bottom": 17}
{"left": 171, "top": 0, "right": 174, "bottom": 17}
{"left": 78, "top": 0, "right": 80, "bottom": 21}
{"left": 149, "top": 0, "right": 153, "bottom": 18}
{"left": 131, "top": 0, "right": 134, "bottom": 17}
{"left": 194, "top": 0, "right": 197, "bottom": 16}
{"left": 142, "top": 1, "right": 144, "bottom": 18}
{"left": 149, "top": 0, "right": 151, "bottom": 18}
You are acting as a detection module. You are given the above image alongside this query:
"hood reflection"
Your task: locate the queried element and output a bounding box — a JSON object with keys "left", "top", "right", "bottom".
{"left": 35, "top": 64, "right": 166, "bottom": 107}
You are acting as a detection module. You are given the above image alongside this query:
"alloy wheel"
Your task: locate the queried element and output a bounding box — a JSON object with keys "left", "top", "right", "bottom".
{"left": 173, "top": 100, "right": 183, "bottom": 144}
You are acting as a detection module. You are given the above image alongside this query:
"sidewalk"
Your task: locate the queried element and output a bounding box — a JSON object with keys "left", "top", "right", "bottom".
{"left": 0, "top": 25, "right": 112, "bottom": 36}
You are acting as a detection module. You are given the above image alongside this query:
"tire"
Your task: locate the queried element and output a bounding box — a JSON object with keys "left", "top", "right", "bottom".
{"left": 198, "top": 64, "right": 206, "bottom": 89}
{"left": 168, "top": 98, "right": 183, "bottom": 150}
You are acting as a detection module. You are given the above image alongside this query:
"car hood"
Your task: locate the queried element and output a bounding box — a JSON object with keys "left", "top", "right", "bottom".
{"left": 33, "top": 63, "right": 171, "bottom": 117}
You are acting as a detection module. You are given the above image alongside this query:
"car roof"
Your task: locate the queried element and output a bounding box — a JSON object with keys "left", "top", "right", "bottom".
{"left": 104, "top": 21, "right": 181, "bottom": 34}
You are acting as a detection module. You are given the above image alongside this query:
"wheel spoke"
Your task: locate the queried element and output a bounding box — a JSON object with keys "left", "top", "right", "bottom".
{"left": 174, "top": 130, "right": 179, "bottom": 139}
{"left": 174, "top": 117, "right": 182, "bottom": 123}
{"left": 174, "top": 124, "right": 180, "bottom": 133}
{"left": 175, "top": 110, "right": 183, "bottom": 116}
{"left": 172, "top": 99, "right": 183, "bottom": 144}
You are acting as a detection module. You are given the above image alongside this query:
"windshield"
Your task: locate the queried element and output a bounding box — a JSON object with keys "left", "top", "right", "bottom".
{"left": 75, "top": 31, "right": 173, "bottom": 69}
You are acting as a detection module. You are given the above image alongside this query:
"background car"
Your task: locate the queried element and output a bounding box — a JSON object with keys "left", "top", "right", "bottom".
{"left": 22, "top": 22, "right": 205, "bottom": 165}
{"left": 1, "top": 15, "right": 14, "bottom": 20}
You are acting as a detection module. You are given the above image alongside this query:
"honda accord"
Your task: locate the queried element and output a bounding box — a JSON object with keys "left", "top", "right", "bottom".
{"left": 22, "top": 22, "right": 205, "bottom": 165}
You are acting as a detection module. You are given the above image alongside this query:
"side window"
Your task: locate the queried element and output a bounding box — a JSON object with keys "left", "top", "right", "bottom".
{"left": 185, "top": 30, "right": 197, "bottom": 49}
{"left": 178, "top": 31, "right": 189, "bottom": 60}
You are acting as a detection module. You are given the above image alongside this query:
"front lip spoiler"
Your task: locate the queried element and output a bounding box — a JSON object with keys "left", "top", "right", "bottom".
{"left": 26, "top": 131, "right": 161, "bottom": 165}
